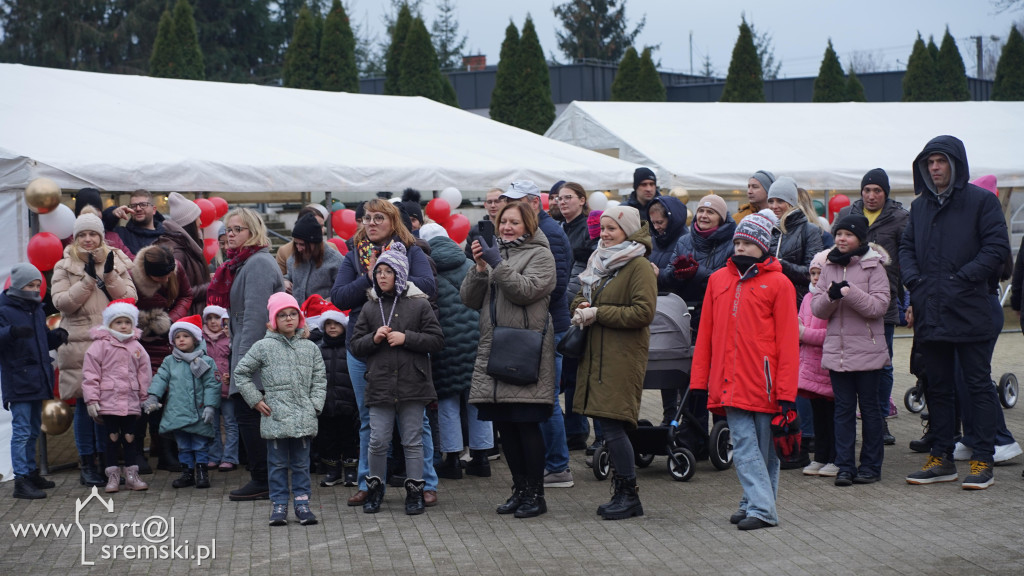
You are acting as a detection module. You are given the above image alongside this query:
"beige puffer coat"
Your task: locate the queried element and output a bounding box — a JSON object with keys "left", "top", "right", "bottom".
{"left": 461, "top": 229, "right": 557, "bottom": 407}
{"left": 51, "top": 244, "right": 136, "bottom": 400}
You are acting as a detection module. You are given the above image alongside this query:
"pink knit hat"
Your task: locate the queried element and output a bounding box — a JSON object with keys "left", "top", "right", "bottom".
{"left": 587, "top": 210, "right": 604, "bottom": 240}
{"left": 267, "top": 292, "right": 304, "bottom": 330}
{"left": 809, "top": 248, "right": 830, "bottom": 272}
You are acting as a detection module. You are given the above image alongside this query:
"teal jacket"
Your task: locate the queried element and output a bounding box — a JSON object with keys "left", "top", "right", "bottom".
{"left": 149, "top": 340, "right": 220, "bottom": 438}
{"left": 234, "top": 330, "right": 327, "bottom": 440}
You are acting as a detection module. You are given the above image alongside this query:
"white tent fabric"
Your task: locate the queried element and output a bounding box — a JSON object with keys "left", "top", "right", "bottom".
{"left": 0, "top": 64, "right": 640, "bottom": 194}
{"left": 545, "top": 101, "right": 1024, "bottom": 192}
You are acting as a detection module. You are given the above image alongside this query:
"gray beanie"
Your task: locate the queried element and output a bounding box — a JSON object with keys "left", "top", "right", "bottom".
{"left": 751, "top": 170, "right": 776, "bottom": 193}
{"left": 10, "top": 263, "right": 41, "bottom": 290}
{"left": 767, "top": 176, "right": 799, "bottom": 209}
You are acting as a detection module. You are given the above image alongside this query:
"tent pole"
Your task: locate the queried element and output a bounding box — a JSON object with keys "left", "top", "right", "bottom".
{"left": 325, "top": 191, "right": 333, "bottom": 239}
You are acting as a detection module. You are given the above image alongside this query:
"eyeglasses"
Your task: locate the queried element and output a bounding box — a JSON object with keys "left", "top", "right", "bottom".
{"left": 276, "top": 311, "right": 300, "bottom": 319}
{"left": 556, "top": 195, "right": 579, "bottom": 203}
{"left": 374, "top": 268, "right": 395, "bottom": 277}
{"left": 225, "top": 226, "right": 249, "bottom": 235}
{"left": 128, "top": 202, "right": 152, "bottom": 209}
{"left": 362, "top": 214, "right": 387, "bottom": 225}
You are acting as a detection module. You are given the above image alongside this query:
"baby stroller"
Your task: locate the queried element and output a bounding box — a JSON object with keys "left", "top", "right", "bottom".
{"left": 590, "top": 293, "right": 733, "bottom": 482}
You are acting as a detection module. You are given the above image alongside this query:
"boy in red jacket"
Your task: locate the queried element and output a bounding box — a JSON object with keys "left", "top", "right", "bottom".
{"left": 690, "top": 212, "right": 799, "bottom": 531}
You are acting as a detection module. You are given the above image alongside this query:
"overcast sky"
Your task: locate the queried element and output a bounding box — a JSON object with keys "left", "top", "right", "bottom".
{"left": 348, "top": 0, "right": 1020, "bottom": 78}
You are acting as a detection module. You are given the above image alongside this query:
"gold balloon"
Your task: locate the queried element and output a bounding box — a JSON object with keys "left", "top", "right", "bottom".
{"left": 669, "top": 186, "right": 690, "bottom": 204}
{"left": 25, "top": 178, "right": 62, "bottom": 214}
{"left": 40, "top": 399, "right": 73, "bottom": 435}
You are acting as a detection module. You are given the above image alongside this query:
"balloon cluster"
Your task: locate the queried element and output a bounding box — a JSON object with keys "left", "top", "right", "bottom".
{"left": 199, "top": 196, "right": 230, "bottom": 263}
{"left": 423, "top": 188, "right": 470, "bottom": 243}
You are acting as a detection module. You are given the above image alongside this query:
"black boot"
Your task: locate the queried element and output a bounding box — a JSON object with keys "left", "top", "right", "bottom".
{"left": 363, "top": 476, "right": 385, "bottom": 514}
{"left": 513, "top": 480, "right": 547, "bottom": 518}
{"left": 320, "top": 460, "right": 344, "bottom": 487}
{"left": 194, "top": 463, "right": 210, "bottom": 489}
{"left": 342, "top": 458, "right": 358, "bottom": 487}
{"left": 496, "top": 475, "right": 526, "bottom": 514}
{"left": 79, "top": 456, "right": 106, "bottom": 487}
{"left": 13, "top": 476, "right": 46, "bottom": 499}
{"left": 465, "top": 450, "right": 491, "bottom": 478}
{"left": 601, "top": 475, "right": 643, "bottom": 520}
{"left": 596, "top": 475, "right": 623, "bottom": 516}
{"left": 172, "top": 463, "right": 195, "bottom": 488}
{"left": 136, "top": 453, "right": 153, "bottom": 475}
{"left": 434, "top": 452, "right": 463, "bottom": 480}
{"left": 909, "top": 414, "right": 933, "bottom": 453}
{"left": 404, "top": 478, "right": 426, "bottom": 515}
{"left": 228, "top": 479, "right": 270, "bottom": 501}
{"left": 28, "top": 469, "right": 55, "bottom": 490}
{"left": 882, "top": 420, "right": 896, "bottom": 446}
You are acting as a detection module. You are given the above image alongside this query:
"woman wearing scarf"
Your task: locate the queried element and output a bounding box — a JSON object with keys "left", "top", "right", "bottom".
{"left": 461, "top": 201, "right": 556, "bottom": 518}
{"left": 330, "top": 199, "right": 438, "bottom": 507}
{"left": 208, "top": 207, "right": 284, "bottom": 501}
{"left": 570, "top": 206, "right": 657, "bottom": 521}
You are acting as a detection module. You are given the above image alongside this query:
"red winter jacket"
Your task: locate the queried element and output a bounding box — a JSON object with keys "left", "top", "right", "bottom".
{"left": 691, "top": 257, "right": 799, "bottom": 415}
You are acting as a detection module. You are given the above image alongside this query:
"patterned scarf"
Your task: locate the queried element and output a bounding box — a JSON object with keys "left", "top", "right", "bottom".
{"left": 578, "top": 240, "right": 647, "bottom": 301}
{"left": 357, "top": 238, "right": 400, "bottom": 273}
{"left": 206, "top": 244, "right": 263, "bottom": 308}
{"left": 496, "top": 234, "right": 529, "bottom": 249}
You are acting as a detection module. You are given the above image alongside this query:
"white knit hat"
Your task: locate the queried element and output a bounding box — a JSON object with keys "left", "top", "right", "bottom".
{"left": 168, "top": 192, "right": 202, "bottom": 227}
{"left": 202, "top": 305, "right": 229, "bottom": 321}
{"left": 418, "top": 222, "right": 449, "bottom": 242}
{"left": 102, "top": 298, "right": 139, "bottom": 327}
{"left": 73, "top": 213, "right": 105, "bottom": 237}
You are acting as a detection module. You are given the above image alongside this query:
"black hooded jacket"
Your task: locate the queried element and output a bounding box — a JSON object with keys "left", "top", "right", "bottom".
{"left": 647, "top": 196, "right": 689, "bottom": 272}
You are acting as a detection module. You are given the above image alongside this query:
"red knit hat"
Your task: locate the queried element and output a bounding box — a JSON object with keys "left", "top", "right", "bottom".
{"left": 169, "top": 314, "right": 203, "bottom": 344}
{"left": 301, "top": 295, "right": 347, "bottom": 330}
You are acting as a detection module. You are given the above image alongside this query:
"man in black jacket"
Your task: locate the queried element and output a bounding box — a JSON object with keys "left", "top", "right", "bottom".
{"left": 900, "top": 135, "right": 1010, "bottom": 490}
{"left": 624, "top": 167, "right": 660, "bottom": 223}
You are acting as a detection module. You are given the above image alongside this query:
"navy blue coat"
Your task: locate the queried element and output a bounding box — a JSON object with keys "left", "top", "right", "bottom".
{"left": 647, "top": 196, "right": 689, "bottom": 289}
{"left": 562, "top": 213, "right": 596, "bottom": 306}
{"left": 538, "top": 211, "right": 572, "bottom": 333}
{"left": 660, "top": 217, "right": 736, "bottom": 330}
{"left": 900, "top": 135, "right": 1010, "bottom": 343}
{"left": 318, "top": 334, "right": 355, "bottom": 418}
{"left": 428, "top": 236, "right": 480, "bottom": 399}
{"left": 0, "top": 292, "right": 62, "bottom": 408}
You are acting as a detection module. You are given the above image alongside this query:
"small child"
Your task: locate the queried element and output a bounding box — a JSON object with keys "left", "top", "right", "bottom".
{"left": 234, "top": 292, "right": 326, "bottom": 527}
{"left": 0, "top": 263, "right": 68, "bottom": 499}
{"left": 349, "top": 244, "right": 444, "bottom": 515}
{"left": 144, "top": 315, "right": 219, "bottom": 490}
{"left": 690, "top": 213, "right": 799, "bottom": 531}
{"left": 798, "top": 250, "right": 838, "bottom": 477}
{"left": 82, "top": 298, "right": 152, "bottom": 493}
{"left": 201, "top": 305, "right": 238, "bottom": 472}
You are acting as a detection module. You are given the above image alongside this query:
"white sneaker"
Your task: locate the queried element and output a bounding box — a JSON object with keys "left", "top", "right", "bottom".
{"left": 995, "top": 442, "right": 1023, "bottom": 463}
{"left": 817, "top": 463, "right": 840, "bottom": 477}
{"left": 953, "top": 442, "right": 972, "bottom": 461}
{"left": 802, "top": 461, "right": 826, "bottom": 476}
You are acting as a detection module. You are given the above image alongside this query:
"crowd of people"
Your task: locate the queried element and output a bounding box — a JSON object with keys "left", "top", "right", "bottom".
{"left": 2, "top": 134, "right": 1021, "bottom": 531}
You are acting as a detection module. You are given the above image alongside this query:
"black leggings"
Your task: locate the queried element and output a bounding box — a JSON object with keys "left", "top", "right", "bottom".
{"left": 494, "top": 421, "right": 545, "bottom": 486}
{"left": 104, "top": 415, "right": 138, "bottom": 468}
{"left": 596, "top": 417, "right": 635, "bottom": 478}
{"left": 810, "top": 397, "right": 836, "bottom": 464}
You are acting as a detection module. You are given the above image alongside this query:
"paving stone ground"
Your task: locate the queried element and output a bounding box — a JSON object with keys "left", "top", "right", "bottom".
{"left": 2, "top": 330, "right": 1024, "bottom": 575}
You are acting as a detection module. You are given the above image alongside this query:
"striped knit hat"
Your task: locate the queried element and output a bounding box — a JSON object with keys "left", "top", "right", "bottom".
{"left": 375, "top": 243, "right": 409, "bottom": 295}
{"left": 734, "top": 213, "right": 775, "bottom": 254}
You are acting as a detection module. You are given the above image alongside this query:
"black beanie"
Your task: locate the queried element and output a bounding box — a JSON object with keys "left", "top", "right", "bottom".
{"left": 633, "top": 167, "right": 657, "bottom": 191}
{"left": 861, "top": 168, "right": 890, "bottom": 198}
{"left": 400, "top": 200, "right": 423, "bottom": 224}
{"left": 75, "top": 188, "right": 103, "bottom": 216}
{"left": 292, "top": 213, "right": 323, "bottom": 243}
{"left": 833, "top": 214, "right": 870, "bottom": 243}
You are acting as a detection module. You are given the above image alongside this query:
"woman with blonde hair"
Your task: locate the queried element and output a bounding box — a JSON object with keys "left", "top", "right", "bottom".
{"left": 52, "top": 211, "right": 136, "bottom": 486}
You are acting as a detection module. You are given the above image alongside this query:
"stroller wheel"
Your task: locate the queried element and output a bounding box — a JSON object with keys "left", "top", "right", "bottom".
{"left": 904, "top": 384, "right": 925, "bottom": 413}
{"left": 667, "top": 448, "right": 696, "bottom": 482}
{"left": 635, "top": 452, "right": 655, "bottom": 468}
{"left": 592, "top": 445, "right": 611, "bottom": 481}
{"left": 998, "top": 373, "right": 1018, "bottom": 408}
{"left": 709, "top": 420, "right": 733, "bottom": 471}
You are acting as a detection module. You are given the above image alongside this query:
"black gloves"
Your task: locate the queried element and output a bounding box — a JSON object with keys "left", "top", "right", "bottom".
{"left": 53, "top": 328, "right": 69, "bottom": 344}
{"left": 84, "top": 253, "right": 98, "bottom": 279}
{"left": 672, "top": 254, "right": 699, "bottom": 280}
{"left": 12, "top": 326, "right": 34, "bottom": 338}
{"left": 103, "top": 251, "right": 114, "bottom": 274}
{"left": 828, "top": 280, "right": 849, "bottom": 301}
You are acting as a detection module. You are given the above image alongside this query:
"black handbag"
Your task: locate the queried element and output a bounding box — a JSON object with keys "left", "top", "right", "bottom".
{"left": 486, "top": 284, "right": 547, "bottom": 386}
{"left": 556, "top": 324, "right": 587, "bottom": 359}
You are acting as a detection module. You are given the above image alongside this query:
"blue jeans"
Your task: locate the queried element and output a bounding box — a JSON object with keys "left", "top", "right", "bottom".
{"left": 218, "top": 399, "right": 240, "bottom": 464}
{"left": 438, "top": 394, "right": 493, "bottom": 453}
{"left": 10, "top": 401, "right": 42, "bottom": 476}
{"left": 540, "top": 330, "right": 570, "bottom": 473}
{"left": 831, "top": 370, "right": 884, "bottom": 477}
{"left": 726, "top": 408, "right": 779, "bottom": 525}
{"left": 73, "top": 400, "right": 104, "bottom": 457}
{"left": 174, "top": 431, "right": 212, "bottom": 467}
{"left": 796, "top": 396, "right": 814, "bottom": 439}
{"left": 879, "top": 323, "right": 895, "bottom": 417}
{"left": 267, "top": 436, "right": 312, "bottom": 505}
{"left": 349, "top": 351, "right": 438, "bottom": 491}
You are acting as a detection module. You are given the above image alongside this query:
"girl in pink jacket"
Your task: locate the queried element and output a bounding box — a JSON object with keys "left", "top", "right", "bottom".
{"left": 800, "top": 250, "right": 837, "bottom": 477}
{"left": 81, "top": 299, "right": 152, "bottom": 493}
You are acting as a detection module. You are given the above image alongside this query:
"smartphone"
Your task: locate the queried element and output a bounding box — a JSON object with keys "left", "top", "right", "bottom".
{"left": 478, "top": 219, "right": 495, "bottom": 245}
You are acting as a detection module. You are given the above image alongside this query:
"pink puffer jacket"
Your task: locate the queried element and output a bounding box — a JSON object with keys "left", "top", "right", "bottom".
{"left": 798, "top": 291, "right": 832, "bottom": 398}
{"left": 81, "top": 326, "right": 152, "bottom": 416}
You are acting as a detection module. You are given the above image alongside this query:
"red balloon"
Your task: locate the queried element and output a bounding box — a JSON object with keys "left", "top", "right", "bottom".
{"left": 331, "top": 209, "right": 358, "bottom": 239}
{"left": 209, "top": 196, "right": 229, "bottom": 219}
{"left": 827, "top": 194, "right": 851, "bottom": 223}
{"left": 4, "top": 272, "right": 46, "bottom": 296}
{"left": 541, "top": 193, "right": 550, "bottom": 211}
{"left": 27, "top": 232, "right": 63, "bottom": 271}
{"left": 444, "top": 213, "right": 471, "bottom": 244}
{"left": 425, "top": 198, "right": 451, "bottom": 225}
{"left": 327, "top": 237, "right": 349, "bottom": 256}
{"left": 203, "top": 238, "right": 219, "bottom": 263}
{"left": 195, "top": 198, "right": 217, "bottom": 228}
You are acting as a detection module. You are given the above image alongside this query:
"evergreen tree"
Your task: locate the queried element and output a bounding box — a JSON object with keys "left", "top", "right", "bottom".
{"left": 172, "top": 0, "right": 205, "bottom": 80}
{"left": 813, "top": 40, "right": 847, "bottom": 102}
{"left": 383, "top": 3, "right": 414, "bottom": 95}
{"left": 489, "top": 21, "right": 520, "bottom": 125}
{"left": 192, "top": 0, "right": 278, "bottom": 84}
{"left": 635, "top": 47, "right": 666, "bottom": 101}
{"left": 399, "top": 17, "right": 443, "bottom": 101}
{"left": 283, "top": 6, "right": 320, "bottom": 89}
{"left": 936, "top": 27, "right": 970, "bottom": 100}
{"left": 553, "top": 0, "right": 646, "bottom": 63}
{"left": 432, "top": 0, "right": 468, "bottom": 69}
{"left": 993, "top": 25, "right": 1024, "bottom": 100}
{"left": 440, "top": 72, "right": 459, "bottom": 106}
{"left": 927, "top": 36, "right": 939, "bottom": 65}
{"left": 720, "top": 16, "right": 764, "bottom": 102}
{"left": 150, "top": 9, "right": 183, "bottom": 78}
{"left": 610, "top": 46, "right": 641, "bottom": 101}
{"left": 846, "top": 68, "right": 867, "bottom": 102}
{"left": 903, "top": 33, "right": 940, "bottom": 101}
{"left": 318, "top": 0, "right": 359, "bottom": 92}
{"left": 515, "top": 16, "right": 556, "bottom": 134}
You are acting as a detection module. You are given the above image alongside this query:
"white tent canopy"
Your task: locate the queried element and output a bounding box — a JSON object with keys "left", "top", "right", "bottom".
{"left": 545, "top": 101, "right": 1024, "bottom": 192}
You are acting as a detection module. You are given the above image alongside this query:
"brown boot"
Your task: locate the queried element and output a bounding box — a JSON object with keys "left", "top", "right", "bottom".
{"left": 104, "top": 466, "right": 121, "bottom": 493}
{"left": 124, "top": 465, "right": 148, "bottom": 491}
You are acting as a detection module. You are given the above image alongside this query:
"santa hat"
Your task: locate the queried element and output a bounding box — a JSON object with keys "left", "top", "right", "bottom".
{"left": 202, "top": 305, "right": 229, "bottom": 321}
{"left": 300, "top": 295, "right": 348, "bottom": 330}
{"left": 169, "top": 314, "right": 203, "bottom": 343}
{"left": 103, "top": 298, "right": 139, "bottom": 327}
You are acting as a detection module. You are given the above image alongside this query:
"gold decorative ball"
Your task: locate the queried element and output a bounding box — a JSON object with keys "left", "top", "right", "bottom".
{"left": 669, "top": 187, "right": 689, "bottom": 204}
{"left": 25, "top": 178, "right": 62, "bottom": 214}
{"left": 40, "top": 399, "right": 73, "bottom": 435}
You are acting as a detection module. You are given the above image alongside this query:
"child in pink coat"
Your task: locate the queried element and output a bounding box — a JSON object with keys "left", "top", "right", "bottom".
{"left": 81, "top": 299, "right": 152, "bottom": 493}
{"left": 202, "top": 305, "right": 237, "bottom": 471}
{"left": 799, "top": 250, "right": 837, "bottom": 477}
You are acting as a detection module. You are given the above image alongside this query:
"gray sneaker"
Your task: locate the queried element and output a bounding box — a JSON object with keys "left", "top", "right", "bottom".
{"left": 962, "top": 460, "right": 994, "bottom": 490}
{"left": 543, "top": 468, "right": 574, "bottom": 488}
{"left": 906, "top": 455, "right": 958, "bottom": 485}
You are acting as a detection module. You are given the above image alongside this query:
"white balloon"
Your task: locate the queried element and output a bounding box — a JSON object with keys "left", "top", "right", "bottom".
{"left": 440, "top": 187, "right": 462, "bottom": 208}
{"left": 588, "top": 191, "right": 608, "bottom": 211}
{"left": 38, "top": 203, "right": 75, "bottom": 238}
{"left": 203, "top": 221, "right": 222, "bottom": 240}
{"left": 606, "top": 200, "right": 621, "bottom": 208}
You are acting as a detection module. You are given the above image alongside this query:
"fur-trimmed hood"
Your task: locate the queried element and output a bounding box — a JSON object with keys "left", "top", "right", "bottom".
{"left": 138, "top": 308, "right": 171, "bottom": 337}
